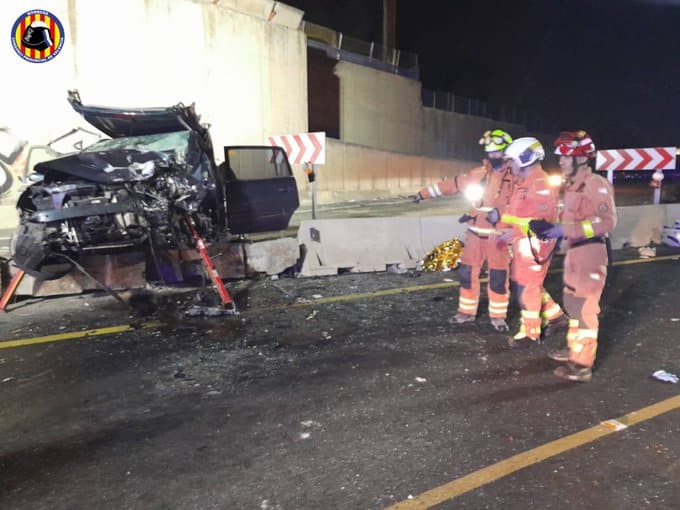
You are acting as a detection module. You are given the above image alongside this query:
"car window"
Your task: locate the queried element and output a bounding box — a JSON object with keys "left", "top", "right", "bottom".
{"left": 225, "top": 147, "right": 292, "bottom": 180}
{"left": 83, "top": 131, "right": 190, "bottom": 158}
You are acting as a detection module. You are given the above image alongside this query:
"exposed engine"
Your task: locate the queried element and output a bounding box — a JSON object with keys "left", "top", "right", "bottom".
{"left": 14, "top": 148, "right": 219, "bottom": 279}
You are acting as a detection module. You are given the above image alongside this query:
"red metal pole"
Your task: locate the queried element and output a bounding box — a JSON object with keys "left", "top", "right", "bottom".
{"left": 185, "top": 216, "right": 235, "bottom": 308}
{"left": 1, "top": 269, "right": 25, "bottom": 313}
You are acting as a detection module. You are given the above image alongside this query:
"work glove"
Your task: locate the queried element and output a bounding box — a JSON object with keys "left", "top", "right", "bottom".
{"left": 458, "top": 213, "right": 474, "bottom": 223}
{"left": 486, "top": 208, "right": 500, "bottom": 225}
{"left": 496, "top": 228, "right": 515, "bottom": 247}
{"left": 409, "top": 192, "right": 424, "bottom": 204}
{"left": 529, "top": 220, "right": 564, "bottom": 240}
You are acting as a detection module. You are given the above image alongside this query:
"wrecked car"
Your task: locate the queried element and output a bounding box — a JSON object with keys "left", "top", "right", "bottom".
{"left": 12, "top": 90, "right": 299, "bottom": 279}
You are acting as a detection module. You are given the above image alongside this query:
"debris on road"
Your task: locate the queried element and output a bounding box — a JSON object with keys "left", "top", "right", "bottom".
{"left": 652, "top": 370, "right": 679, "bottom": 383}
{"left": 415, "top": 377, "right": 427, "bottom": 383}
{"left": 300, "top": 420, "right": 322, "bottom": 429}
{"left": 387, "top": 263, "right": 408, "bottom": 274}
{"left": 305, "top": 310, "right": 318, "bottom": 320}
{"left": 185, "top": 305, "right": 237, "bottom": 317}
{"left": 638, "top": 246, "right": 656, "bottom": 258}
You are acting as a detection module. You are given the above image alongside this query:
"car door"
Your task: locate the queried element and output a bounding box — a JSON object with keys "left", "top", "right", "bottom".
{"left": 222, "top": 146, "right": 299, "bottom": 235}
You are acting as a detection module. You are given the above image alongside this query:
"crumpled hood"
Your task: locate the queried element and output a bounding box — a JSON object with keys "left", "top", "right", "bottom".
{"left": 34, "top": 149, "right": 173, "bottom": 184}
{"left": 68, "top": 89, "right": 199, "bottom": 138}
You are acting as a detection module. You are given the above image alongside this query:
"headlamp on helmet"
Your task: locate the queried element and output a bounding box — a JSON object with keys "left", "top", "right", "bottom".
{"left": 479, "top": 129, "right": 512, "bottom": 153}
{"left": 554, "top": 130, "right": 596, "bottom": 158}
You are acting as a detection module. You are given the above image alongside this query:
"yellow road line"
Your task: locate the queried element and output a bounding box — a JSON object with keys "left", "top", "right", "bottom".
{"left": 610, "top": 254, "right": 679, "bottom": 267}
{"left": 268, "top": 281, "right": 462, "bottom": 310}
{"left": 255, "top": 253, "right": 679, "bottom": 312}
{"left": 0, "top": 321, "right": 164, "bottom": 350}
{"left": 1, "top": 254, "right": 677, "bottom": 349}
{"left": 385, "top": 394, "right": 680, "bottom": 510}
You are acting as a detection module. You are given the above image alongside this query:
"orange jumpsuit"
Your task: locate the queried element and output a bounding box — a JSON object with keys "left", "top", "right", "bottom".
{"left": 418, "top": 161, "right": 514, "bottom": 319}
{"left": 560, "top": 169, "right": 617, "bottom": 367}
{"left": 501, "top": 165, "right": 563, "bottom": 340}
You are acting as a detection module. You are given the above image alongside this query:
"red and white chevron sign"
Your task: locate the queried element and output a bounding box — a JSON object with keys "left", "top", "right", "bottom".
{"left": 267, "top": 132, "right": 326, "bottom": 165}
{"left": 596, "top": 147, "right": 676, "bottom": 171}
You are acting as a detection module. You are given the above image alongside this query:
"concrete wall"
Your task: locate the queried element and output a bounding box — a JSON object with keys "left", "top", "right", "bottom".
{"left": 333, "top": 59, "right": 531, "bottom": 162}
{"left": 311, "top": 139, "right": 477, "bottom": 203}
{"left": 422, "top": 108, "right": 528, "bottom": 161}
{"left": 0, "top": 0, "right": 307, "bottom": 213}
{"left": 335, "top": 61, "right": 424, "bottom": 154}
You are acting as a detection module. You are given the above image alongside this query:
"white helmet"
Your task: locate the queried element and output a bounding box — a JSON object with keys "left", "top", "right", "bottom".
{"left": 504, "top": 137, "right": 545, "bottom": 168}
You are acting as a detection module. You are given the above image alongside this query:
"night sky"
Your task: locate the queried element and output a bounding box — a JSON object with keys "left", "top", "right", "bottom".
{"left": 286, "top": 0, "right": 680, "bottom": 150}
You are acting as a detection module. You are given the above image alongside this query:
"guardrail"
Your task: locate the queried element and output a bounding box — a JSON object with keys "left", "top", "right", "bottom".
{"left": 302, "top": 21, "right": 419, "bottom": 79}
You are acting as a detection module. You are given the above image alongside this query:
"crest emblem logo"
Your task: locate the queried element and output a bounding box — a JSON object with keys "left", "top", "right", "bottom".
{"left": 11, "top": 10, "right": 65, "bottom": 63}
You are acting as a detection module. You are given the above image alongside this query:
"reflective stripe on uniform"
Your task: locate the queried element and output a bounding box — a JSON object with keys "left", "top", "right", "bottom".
{"left": 501, "top": 214, "right": 531, "bottom": 226}
{"left": 489, "top": 302, "right": 508, "bottom": 314}
{"left": 428, "top": 185, "right": 443, "bottom": 197}
{"left": 513, "top": 324, "right": 526, "bottom": 339}
{"left": 541, "top": 303, "right": 562, "bottom": 319}
{"left": 521, "top": 310, "right": 540, "bottom": 319}
{"left": 468, "top": 226, "right": 499, "bottom": 236}
{"left": 501, "top": 214, "right": 533, "bottom": 234}
{"left": 569, "top": 319, "right": 580, "bottom": 328}
{"left": 576, "top": 328, "right": 598, "bottom": 340}
{"left": 582, "top": 220, "right": 594, "bottom": 238}
{"left": 459, "top": 297, "right": 478, "bottom": 312}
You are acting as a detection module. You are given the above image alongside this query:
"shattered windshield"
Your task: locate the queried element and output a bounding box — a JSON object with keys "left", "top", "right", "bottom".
{"left": 83, "top": 131, "right": 190, "bottom": 157}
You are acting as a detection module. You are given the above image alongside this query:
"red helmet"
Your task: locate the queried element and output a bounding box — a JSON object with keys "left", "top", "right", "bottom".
{"left": 554, "top": 131, "right": 596, "bottom": 158}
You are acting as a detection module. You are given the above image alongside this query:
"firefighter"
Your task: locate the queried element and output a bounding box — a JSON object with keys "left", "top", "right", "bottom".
{"left": 411, "top": 129, "right": 514, "bottom": 331}
{"left": 490, "top": 137, "right": 565, "bottom": 347}
{"left": 530, "top": 131, "right": 617, "bottom": 382}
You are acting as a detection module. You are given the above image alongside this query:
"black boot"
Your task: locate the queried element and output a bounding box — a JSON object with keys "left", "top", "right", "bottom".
{"left": 547, "top": 347, "right": 570, "bottom": 362}
{"left": 554, "top": 362, "right": 592, "bottom": 382}
{"left": 541, "top": 314, "right": 569, "bottom": 339}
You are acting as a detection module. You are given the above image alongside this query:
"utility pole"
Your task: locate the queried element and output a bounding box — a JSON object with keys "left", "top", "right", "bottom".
{"left": 382, "top": 0, "right": 397, "bottom": 49}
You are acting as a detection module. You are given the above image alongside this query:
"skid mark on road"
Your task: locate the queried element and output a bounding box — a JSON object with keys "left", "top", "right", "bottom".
{"left": 384, "top": 394, "right": 680, "bottom": 509}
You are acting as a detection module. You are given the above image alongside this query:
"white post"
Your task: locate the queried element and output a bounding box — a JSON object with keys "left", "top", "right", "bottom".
{"left": 607, "top": 169, "right": 614, "bottom": 184}
{"left": 653, "top": 186, "right": 661, "bottom": 205}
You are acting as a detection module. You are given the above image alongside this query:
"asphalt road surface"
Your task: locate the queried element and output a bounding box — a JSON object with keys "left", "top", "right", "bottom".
{"left": 1, "top": 247, "right": 679, "bottom": 509}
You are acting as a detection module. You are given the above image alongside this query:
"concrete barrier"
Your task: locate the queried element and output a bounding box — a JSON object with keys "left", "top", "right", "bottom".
{"left": 297, "top": 216, "right": 467, "bottom": 276}
{"left": 611, "top": 203, "right": 680, "bottom": 248}
{"left": 298, "top": 204, "right": 680, "bottom": 276}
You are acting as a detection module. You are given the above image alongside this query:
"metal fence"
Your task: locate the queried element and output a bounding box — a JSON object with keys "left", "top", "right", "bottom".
{"left": 301, "top": 21, "right": 555, "bottom": 133}
{"left": 422, "top": 89, "right": 557, "bottom": 134}
{"left": 302, "top": 21, "right": 419, "bottom": 78}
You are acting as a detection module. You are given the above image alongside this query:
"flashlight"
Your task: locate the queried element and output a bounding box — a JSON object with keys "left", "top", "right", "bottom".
{"left": 464, "top": 183, "right": 484, "bottom": 203}
{"left": 548, "top": 174, "right": 563, "bottom": 187}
